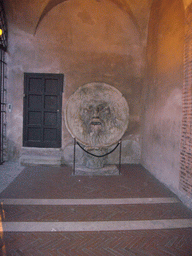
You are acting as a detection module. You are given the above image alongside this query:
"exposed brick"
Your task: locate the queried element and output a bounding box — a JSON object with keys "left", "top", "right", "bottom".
{"left": 180, "top": 3, "right": 192, "bottom": 197}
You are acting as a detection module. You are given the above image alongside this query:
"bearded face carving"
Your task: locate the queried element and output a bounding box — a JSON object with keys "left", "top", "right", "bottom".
{"left": 80, "top": 101, "right": 111, "bottom": 131}
{"left": 65, "top": 83, "right": 129, "bottom": 149}
{"left": 79, "top": 100, "right": 115, "bottom": 146}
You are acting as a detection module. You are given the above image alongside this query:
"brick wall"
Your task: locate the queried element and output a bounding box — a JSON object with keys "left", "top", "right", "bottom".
{"left": 180, "top": 4, "right": 192, "bottom": 196}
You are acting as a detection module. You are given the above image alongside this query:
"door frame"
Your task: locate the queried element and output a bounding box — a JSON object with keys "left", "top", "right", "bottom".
{"left": 23, "top": 73, "right": 64, "bottom": 148}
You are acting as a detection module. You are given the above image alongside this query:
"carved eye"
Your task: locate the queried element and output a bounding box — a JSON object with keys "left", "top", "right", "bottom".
{"left": 97, "top": 106, "right": 103, "bottom": 112}
{"left": 103, "top": 106, "right": 110, "bottom": 114}
{"left": 83, "top": 106, "right": 93, "bottom": 113}
{"left": 83, "top": 108, "right": 89, "bottom": 113}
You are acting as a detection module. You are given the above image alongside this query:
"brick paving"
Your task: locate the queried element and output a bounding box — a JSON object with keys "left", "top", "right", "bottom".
{"left": 1, "top": 203, "right": 192, "bottom": 222}
{"left": 2, "top": 230, "right": 192, "bottom": 256}
{"left": 0, "top": 164, "right": 175, "bottom": 199}
{"left": 0, "top": 164, "right": 192, "bottom": 255}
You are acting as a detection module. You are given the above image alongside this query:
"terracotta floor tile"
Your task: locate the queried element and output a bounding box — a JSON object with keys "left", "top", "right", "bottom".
{"left": 0, "top": 164, "right": 191, "bottom": 255}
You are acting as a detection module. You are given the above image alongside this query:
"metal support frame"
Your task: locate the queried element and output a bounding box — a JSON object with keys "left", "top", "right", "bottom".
{"left": 0, "top": 0, "right": 8, "bottom": 164}
{"left": 73, "top": 138, "right": 122, "bottom": 175}
{"left": 73, "top": 138, "right": 76, "bottom": 176}
{"left": 0, "top": 0, "right": 8, "bottom": 52}
{"left": 0, "top": 49, "right": 6, "bottom": 164}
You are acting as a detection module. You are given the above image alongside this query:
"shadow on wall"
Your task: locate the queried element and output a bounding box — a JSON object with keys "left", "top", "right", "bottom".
{"left": 6, "top": 139, "right": 20, "bottom": 161}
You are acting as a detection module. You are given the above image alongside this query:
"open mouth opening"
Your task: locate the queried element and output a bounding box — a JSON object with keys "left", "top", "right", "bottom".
{"left": 91, "top": 121, "right": 102, "bottom": 125}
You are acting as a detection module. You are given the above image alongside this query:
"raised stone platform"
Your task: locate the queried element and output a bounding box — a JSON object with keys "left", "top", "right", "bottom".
{"left": 19, "top": 147, "right": 62, "bottom": 166}
{"left": 74, "top": 165, "right": 119, "bottom": 176}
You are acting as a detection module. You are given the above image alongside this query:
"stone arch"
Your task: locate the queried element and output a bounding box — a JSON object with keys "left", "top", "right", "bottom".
{"left": 34, "top": 0, "right": 139, "bottom": 34}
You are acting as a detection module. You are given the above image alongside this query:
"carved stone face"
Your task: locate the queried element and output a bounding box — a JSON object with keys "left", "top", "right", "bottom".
{"left": 80, "top": 101, "right": 111, "bottom": 134}
{"left": 65, "top": 82, "right": 129, "bottom": 148}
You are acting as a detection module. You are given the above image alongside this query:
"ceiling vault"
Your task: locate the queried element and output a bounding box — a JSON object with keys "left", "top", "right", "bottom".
{"left": 35, "top": 0, "right": 140, "bottom": 35}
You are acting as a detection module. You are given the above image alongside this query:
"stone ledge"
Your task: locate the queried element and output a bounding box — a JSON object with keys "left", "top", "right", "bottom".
{"left": 74, "top": 165, "right": 119, "bottom": 176}
{"left": 21, "top": 147, "right": 62, "bottom": 156}
{"left": 19, "top": 155, "right": 62, "bottom": 166}
{"left": 20, "top": 147, "right": 62, "bottom": 166}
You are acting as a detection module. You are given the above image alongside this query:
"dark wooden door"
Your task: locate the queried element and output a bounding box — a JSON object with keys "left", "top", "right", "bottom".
{"left": 23, "top": 73, "right": 64, "bottom": 148}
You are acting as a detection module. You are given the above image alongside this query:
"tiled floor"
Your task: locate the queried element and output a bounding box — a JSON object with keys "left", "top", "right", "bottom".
{"left": 0, "top": 163, "right": 192, "bottom": 255}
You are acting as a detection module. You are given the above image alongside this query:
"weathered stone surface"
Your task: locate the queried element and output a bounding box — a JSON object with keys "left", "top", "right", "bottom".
{"left": 107, "top": 139, "right": 141, "bottom": 164}
{"left": 63, "top": 137, "right": 141, "bottom": 166}
{"left": 65, "top": 83, "right": 129, "bottom": 172}
{"left": 65, "top": 82, "right": 129, "bottom": 148}
{"left": 74, "top": 165, "right": 119, "bottom": 176}
{"left": 19, "top": 148, "right": 62, "bottom": 166}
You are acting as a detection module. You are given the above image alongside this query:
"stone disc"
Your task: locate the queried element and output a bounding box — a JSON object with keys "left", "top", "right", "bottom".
{"left": 65, "top": 82, "right": 129, "bottom": 148}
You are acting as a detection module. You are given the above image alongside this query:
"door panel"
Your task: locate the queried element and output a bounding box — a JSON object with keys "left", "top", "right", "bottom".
{"left": 23, "top": 73, "right": 64, "bottom": 148}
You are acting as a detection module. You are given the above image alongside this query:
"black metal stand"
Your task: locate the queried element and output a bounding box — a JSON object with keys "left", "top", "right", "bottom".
{"left": 73, "top": 138, "right": 76, "bottom": 176}
{"left": 73, "top": 138, "right": 122, "bottom": 175}
{"left": 119, "top": 138, "right": 122, "bottom": 175}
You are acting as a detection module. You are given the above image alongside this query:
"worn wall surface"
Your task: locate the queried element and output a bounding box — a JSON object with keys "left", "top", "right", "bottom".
{"left": 184, "top": 0, "right": 192, "bottom": 8}
{"left": 6, "top": 0, "right": 144, "bottom": 162}
{"left": 141, "top": 0, "right": 185, "bottom": 199}
{"left": 179, "top": 3, "right": 192, "bottom": 206}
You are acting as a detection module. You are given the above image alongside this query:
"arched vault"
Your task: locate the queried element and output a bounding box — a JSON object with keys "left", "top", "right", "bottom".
{"left": 4, "top": 0, "right": 155, "bottom": 38}
{"left": 35, "top": 0, "right": 140, "bottom": 34}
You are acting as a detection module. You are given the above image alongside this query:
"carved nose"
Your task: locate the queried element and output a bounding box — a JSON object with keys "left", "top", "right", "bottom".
{"left": 93, "top": 108, "right": 99, "bottom": 117}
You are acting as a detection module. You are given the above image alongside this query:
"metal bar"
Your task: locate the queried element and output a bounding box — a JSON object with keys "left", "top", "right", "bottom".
{"left": 0, "top": 1, "right": 8, "bottom": 51}
{"left": 76, "top": 141, "right": 120, "bottom": 158}
{"left": 0, "top": 48, "right": 6, "bottom": 163}
{"left": 73, "top": 138, "right": 76, "bottom": 176}
{"left": 0, "top": 50, "right": 1, "bottom": 163}
{"left": 119, "top": 139, "right": 122, "bottom": 175}
{"left": 75, "top": 138, "right": 122, "bottom": 175}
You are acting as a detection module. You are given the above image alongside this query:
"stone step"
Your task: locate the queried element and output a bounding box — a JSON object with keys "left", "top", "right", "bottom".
{"left": 19, "top": 147, "right": 62, "bottom": 166}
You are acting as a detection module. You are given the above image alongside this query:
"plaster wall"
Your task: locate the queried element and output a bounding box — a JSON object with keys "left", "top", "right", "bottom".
{"left": 184, "top": 0, "right": 192, "bottom": 8}
{"left": 141, "top": 0, "right": 187, "bottom": 202}
{"left": 6, "top": 0, "right": 144, "bottom": 163}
